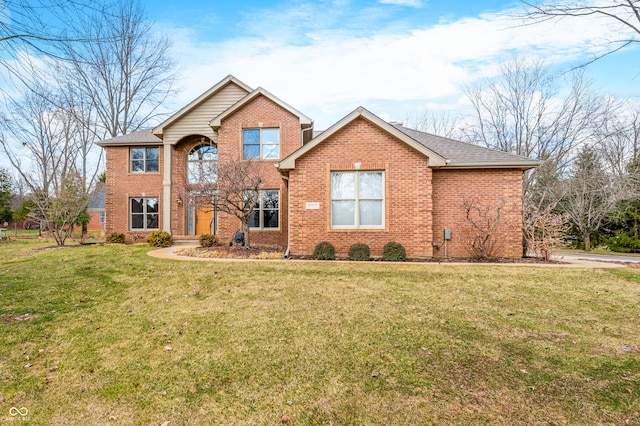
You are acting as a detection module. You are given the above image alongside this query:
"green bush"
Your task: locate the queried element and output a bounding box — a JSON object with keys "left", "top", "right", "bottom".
{"left": 313, "top": 241, "right": 335, "bottom": 260}
{"left": 199, "top": 234, "right": 217, "bottom": 247}
{"left": 105, "top": 232, "right": 125, "bottom": 244}
{"left": 348, "top": 243, "right": 370, "bottom": 261}
{"left": 147, "top": 230, "right": 172, "bottom": 247}
{"left": 383, "top": 241, "right": 406, "bottom": 261}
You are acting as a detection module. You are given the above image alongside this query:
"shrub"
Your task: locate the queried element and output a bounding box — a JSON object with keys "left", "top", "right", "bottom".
{"left": 199, "top": 234, "right": 217, "bottom": 247}
{"left": 105, "top": 232, "right": 125, "bottom": 244}
{"left": 383, "top": 241, "right": 406, "bottom": 261}
{"left": 147, "top": 230, "right": 172, "bottom": 247}
{"left": 348, "top": 243, "right": 370, "bottom": 261}
{"left": 313, "top": 241, "right": 335, "bottom": 260}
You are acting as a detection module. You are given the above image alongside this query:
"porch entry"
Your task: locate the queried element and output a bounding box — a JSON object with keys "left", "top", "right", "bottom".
{"left": 187, "top": 202, "right": 217, "bottom": 236}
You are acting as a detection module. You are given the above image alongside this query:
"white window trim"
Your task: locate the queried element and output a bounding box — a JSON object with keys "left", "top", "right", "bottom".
{"left": 249, "top": 190, "right": 281, "bottom": 231}
{"left": 331, "top": 171, "right": 385, "bottom": 229}
{"left": 242, "top": 128, "right": 280, "bottom": 160}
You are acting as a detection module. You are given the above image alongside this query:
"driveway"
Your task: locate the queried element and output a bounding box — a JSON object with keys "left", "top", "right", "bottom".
{"left": 555, "top": 251, "right": 640, "bottom": 267}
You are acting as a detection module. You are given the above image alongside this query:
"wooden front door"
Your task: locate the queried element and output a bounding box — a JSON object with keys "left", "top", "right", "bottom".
{"left": 195, "top": 208, "right": 213, "bottom": 235}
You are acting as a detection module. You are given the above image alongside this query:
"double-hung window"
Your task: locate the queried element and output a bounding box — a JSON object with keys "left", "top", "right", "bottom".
{"left": 331, "top": 171, "right": 384, "bottom": 228}
{"left": 248, "top": 190, "right": 280, "bottom": 229}
{"left": 130, "top": 197, "right": 159, "bottom": 230}
{"left": 242, "top": 128, "right": 280, "bottom": 160}
{"left": 130, "top": 147, "right": 159, "bottom": 172}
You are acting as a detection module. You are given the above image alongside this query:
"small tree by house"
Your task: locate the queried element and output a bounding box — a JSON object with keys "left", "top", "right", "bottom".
{"left": 216, "top": 159, "right": 262, "bottom": 247}
{"left": 188, "top": 157, "right": 263, "bottom": 248}
{"left": 29, "top": 172, "right": 90, "bottom": 246}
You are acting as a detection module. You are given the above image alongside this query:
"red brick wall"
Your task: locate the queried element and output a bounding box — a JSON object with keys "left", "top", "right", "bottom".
{"left": 86, "top": 210, "right": 104, "bottom": 232}
{"left": 431, "top": 169, "right": 524, "bottom": 258}
{"left": 104, "top": 145, "right": 164, "bottom": 242}
{"left": 211, "top": 95, "right": 303, "bottom": 248}
{"left": 288, "top": 117, "right": 434, "bottom": 258}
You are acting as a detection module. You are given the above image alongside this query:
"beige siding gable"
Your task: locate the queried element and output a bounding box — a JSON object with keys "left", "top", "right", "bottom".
{"left": 164, "top": 83, "right": 249, "bottom": 144}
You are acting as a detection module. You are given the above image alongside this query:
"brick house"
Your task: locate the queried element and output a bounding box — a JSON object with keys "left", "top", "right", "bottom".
{"left": 98, "top": 75, "right": 538, "bottom": 258}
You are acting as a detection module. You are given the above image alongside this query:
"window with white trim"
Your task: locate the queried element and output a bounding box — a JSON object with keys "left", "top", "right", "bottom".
{"left": 99, "top": 210, "right": 106, "bottom": 224}
{"left": 248, "top": 190, "right": 279, "bottom": 229}
{"left": 242, "top": 128, "right": 280, "bottom": 160}
{"left": 130, "top": 197, "right": 159, "bottom": 230}
{"left": 331, "top": 171, "right": 384, "bottom": 228}
{"left": 130, "top": 147, "right": 159, "bottom": 172}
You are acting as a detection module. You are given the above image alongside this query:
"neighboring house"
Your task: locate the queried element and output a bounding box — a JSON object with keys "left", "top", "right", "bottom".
{"left": 87, "top": 183, "right": 106, "bottom": 232}
{"left": 98, "top": 75, "right": 538, "bottom": 258}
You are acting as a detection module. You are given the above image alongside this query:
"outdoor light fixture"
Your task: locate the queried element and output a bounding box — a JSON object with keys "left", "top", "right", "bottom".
{"left": 177, "top": 195, "right": 183, "bottom": 206}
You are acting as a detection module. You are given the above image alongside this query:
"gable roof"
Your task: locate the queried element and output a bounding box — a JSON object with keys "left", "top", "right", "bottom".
{"left": 152, "top": 75, "right": 253, "bottom": 135}
{"left": 209, "top": 87, "right": 313, "bottom": 128}
{"left": 276, "top": 107, "right": 540, "bottom": 171}
{"left": 391, "top": 125, "right": 541, "bottom": 169}
{"left": 276, "top": 107, "right": 448, "bottom": 170}
{"left": 97, "top": 129, "right": 162, "bottom": 147}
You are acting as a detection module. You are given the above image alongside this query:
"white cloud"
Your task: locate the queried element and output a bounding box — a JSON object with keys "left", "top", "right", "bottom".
{"left": 161, "top": 2, "right": 631, "bottom": 129}
{"left": 379, "top": 0, "right": 423, "bottom": 7}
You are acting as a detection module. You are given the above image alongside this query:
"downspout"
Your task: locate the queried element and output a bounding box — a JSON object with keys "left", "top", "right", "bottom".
{"left": 282, "top": 173, "right": 291, "bottom": 258}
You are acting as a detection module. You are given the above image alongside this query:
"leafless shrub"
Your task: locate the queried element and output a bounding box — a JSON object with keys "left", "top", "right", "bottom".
{"left": 461, "top": 199, "right": 506, "bottom": 259}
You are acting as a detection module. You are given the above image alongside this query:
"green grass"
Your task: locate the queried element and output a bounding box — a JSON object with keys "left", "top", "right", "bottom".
{"left": 0, "top": 241, "right": 639, "bottom": 425}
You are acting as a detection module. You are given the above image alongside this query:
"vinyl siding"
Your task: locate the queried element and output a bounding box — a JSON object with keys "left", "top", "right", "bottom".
{"left": 163, "top": 83, "right": 250, "bottom": 144}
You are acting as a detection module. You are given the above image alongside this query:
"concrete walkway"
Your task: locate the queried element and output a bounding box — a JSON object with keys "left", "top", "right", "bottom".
{"left": 148, "top": 244, "right": 632, "bottom": 268}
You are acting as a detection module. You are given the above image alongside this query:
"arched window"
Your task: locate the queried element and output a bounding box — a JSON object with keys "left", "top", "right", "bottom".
{"left": 188, "top": 143, "right": 217, "bottom": 184}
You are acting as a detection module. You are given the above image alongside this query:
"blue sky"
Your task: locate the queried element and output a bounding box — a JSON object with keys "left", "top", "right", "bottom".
{"left": 144, "top": 0, "right": 639, "bottom": 130}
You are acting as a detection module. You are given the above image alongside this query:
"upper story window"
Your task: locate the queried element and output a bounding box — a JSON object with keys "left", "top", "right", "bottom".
{"left": 188, "top": 144, "right": 218, "bottom": 184}
{"left": 331, "top": 171, "right": 384, "bottom": 229}
{"left": 131, "top": 147, "right": 159, "bottom": 173}
{"left": 242, "top": 128, "right": 280, "bottom": 160}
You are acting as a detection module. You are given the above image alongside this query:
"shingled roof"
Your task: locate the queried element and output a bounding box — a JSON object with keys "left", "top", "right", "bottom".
{"left": 391, "top": 124, "right": 539, "bottom": 169}
{"left": 277, "top": 107, "right": 540, "bottom": 171}
{"left": 96, "top": 129, "right": 162, "bottom": 147}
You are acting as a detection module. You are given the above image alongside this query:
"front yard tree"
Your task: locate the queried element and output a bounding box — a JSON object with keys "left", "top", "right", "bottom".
{"left": 29, "top": 172, "right": 89, "bottom": 246}
{"left": 61, "top": 0, "right": 177, "bottom": 137}
{"left": 189, "top": 157, "right": 263, "bottom": 248}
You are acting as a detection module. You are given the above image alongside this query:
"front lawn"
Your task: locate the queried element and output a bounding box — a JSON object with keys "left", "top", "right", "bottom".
{"left": 0, "top": 241, "right": 638, "bottom": 424}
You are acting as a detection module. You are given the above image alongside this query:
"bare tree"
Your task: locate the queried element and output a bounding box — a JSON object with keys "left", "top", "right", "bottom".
{"left": 520, "top": 1, "right": 640, "bottom": 66}
{"left": 187, "top": 157, "right": 263, "bottom": 248}
{"left": 0, "top": 82, "right": 96, "bottom": 245}
{"left": 523, "top": 196, "right": 570, "bottom": 260}
{"left": 561, "top": 146, "right": 626, "bottom": 251}
{"left": 29, "top": 172, "right": 89, "bottom": 246}
{"left": 406, "top": 108, "right": 464, "bottom": 139}
{"left": 464, "top": 59, "right": 607, "bottom": 195}
{"left": 0, "top": 84, "right": 77, "bottom": 193}
{"left": 0, "top": 0, "right": 112, "bottom": 84}
{"left": 597, "top": 101, "right": 640, "bottom": 182}
{"left": 60, "top": 0, "right": 177, "bottom": 137}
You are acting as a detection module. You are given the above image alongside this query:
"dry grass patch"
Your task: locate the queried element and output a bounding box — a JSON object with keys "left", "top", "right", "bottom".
{"left": 0, "top": 241, "right": 638, "bottom": 424}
